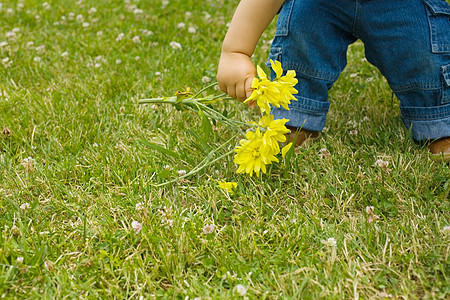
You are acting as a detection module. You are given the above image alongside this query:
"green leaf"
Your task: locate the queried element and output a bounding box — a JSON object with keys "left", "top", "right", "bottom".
{"left": 137, "top": 139, "right": 179, "bottom": 158}
{"left": 157, "top": 169, "right": 172, "bottom": 179}
{"left": 198, "top": 109, "right": 212, "bottom": 140}
{"left": 188, "top": 129, "right": 209, "bottom": 153}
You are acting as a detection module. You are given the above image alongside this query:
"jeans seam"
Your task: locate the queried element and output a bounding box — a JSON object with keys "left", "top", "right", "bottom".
{"left": 391, "top": 82, "right": 442, "bottom": 92}
{"left": 282, "top": 63, "right": 337, "bottom": 82}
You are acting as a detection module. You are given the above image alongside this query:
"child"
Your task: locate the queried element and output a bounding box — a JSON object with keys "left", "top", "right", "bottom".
{"left": 217, "top": 0, "right": 450, "bottom": 162}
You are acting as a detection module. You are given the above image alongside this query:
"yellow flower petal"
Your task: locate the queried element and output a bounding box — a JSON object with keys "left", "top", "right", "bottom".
{"left": 270, "top": 59, "right": 283, "bottom": 79}
{"left": 282, "top": 142, "right": 293, "bottom": 159}
{"left": 218, "top": 181, "right": 238, "bottom": 194}
{"left": 256, "top": 65, "right": 267, "bottom": 79}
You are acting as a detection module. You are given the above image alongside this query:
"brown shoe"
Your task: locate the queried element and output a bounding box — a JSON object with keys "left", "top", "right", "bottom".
{"left": 429, "top": 137, "right": 450, "bottom": 162}
{"left": 285, "top": 126, "right": 321, "bottom": 149}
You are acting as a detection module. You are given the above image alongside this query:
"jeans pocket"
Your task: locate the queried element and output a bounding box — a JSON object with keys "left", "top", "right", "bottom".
{"left": 441, "top": 64, "right": 450, "bottom": 104}
{"left": 275, "top": 0, "right": 295, "bottom": 37}
{"left": 265, "top": 47, "right": 283, "bottom": 78}
{"left": 422, "top": 0, "right": 450, "bottom": 53}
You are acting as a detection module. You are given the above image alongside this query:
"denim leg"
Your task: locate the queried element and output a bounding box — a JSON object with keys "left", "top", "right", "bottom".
{"left": 267, "top": 0, "right": 357, "bottom": 131}
{"left": 357, "top": 0, "right": 450, "bottom": 141}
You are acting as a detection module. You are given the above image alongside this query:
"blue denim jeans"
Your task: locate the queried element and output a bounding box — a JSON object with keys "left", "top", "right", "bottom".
{"left": 268, "top": 0, "right": 450, "bottom": 141}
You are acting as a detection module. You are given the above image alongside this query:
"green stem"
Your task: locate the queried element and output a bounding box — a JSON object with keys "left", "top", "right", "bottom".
{"left": 153, "top": 136, "right": 237, "bottom": 187}
{"left": 191, "top": 82, "right": 218, "bottom": 99}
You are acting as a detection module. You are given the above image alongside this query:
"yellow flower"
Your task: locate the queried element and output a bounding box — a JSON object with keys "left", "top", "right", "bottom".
{"left": 258, "top": 115, "right": 290, "bottom": 154}
{"left": 245, "top": 67, "right": 280, "bottom": 115}
{"left": 217, "top": 181, "right": 238, "bottom": 194}
{"left": 234, "top": 128, "right": 279, "bottom": 177}
{"left": 244, "top": 61, "right": 298, "bottom": 115}
{"left": 269, "top": 59, "right": 298, "bottom": 110}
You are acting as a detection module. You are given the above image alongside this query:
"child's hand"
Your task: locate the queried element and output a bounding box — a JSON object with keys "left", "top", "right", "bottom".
{"left": 217, "top": 52, "right": 256, "bottom": 102}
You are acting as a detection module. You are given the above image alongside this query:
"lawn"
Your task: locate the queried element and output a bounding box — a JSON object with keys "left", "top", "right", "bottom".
{"left": 0, "top": 0, "right": 448, "bottom": 299}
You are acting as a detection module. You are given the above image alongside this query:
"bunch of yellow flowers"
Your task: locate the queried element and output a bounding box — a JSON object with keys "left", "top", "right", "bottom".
{"left": 234, "top": 60, "right": 299, "bottom": 177}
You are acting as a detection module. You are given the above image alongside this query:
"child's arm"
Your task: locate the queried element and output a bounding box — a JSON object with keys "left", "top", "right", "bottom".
{"left": 217, "top": 0, "right": 285, "bottom": 101}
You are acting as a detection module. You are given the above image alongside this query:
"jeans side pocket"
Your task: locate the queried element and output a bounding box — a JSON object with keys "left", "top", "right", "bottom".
{"left": 441, "top": 64, "right": 450, "bottom": 104}
{"left": 274, "top": 0, "right": 295, "bottom": 37}
{"left": 265, "top": 47, "right": 283, "bottom": 79}
{"left": 422, "top": 0, "right": 450, "bottom": 53}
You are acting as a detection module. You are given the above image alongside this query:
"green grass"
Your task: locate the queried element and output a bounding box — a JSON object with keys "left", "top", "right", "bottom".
{"left": 0, "top": 0, "right": 449, "bottom": 298}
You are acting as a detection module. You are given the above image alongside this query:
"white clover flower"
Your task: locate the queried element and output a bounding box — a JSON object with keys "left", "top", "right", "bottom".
{"left": 21, "top": 157, "right": 35, "bottom": 172}
{"left": 26, "top": 41, "right": 34, "bottom": 48}
{"left": 234, "top": 284, "right": 247, "bottom": 296}
{"left": 177, "top": 22, "right": 186, "bottom": 29}
{"left": 202, "top": 76, "right": 211, "bottom": 84}
{"left": 142, "top": 29, "right": 153, "bottom": 36}
{"left": 0, "top": 42, "right": 8, "bottom": 47}
{"left": 135, "top": 202, "right": 144, "bottom": 211}
{"left": 318, "top": 148, "right": 331, "bottom": 158}
{"left": 178, "top": 170, "right": 187, "bottom": 176}
{"left": 185, "top": 11, "right": 192, "bottom": 17}
{"left": 365, "top": 206, "right": 374, "bottom": 214}
{"left": 76, "top": 14, "right": 84, "bottom": 22}
{"left": 6, "top": 31, "right": 16, "bottom": 40}
{"left": 42, "top": 2, "right": 50, "bottom": 9}
{"left": 115, "top": 59, "right": 121, "bottom": 64}
{"left": 323, "top": 237, "right": 336, "bottom": 247}
{"left": 61, "top": 51, "right": 69, "bottom": 57}
{"left": 33, "top": 56, "right": 41, "bottom": 63}
{"left": 6, "top": 8, "right": 14, "bottom": 15}
{"left": 82, "top": 22, "right": 90, "bottom": 28}
{"left": 36, "top": 45, "right": 45, "bottom": 54}
{"left": 87, "top": 62, "right": 93, "bottom": 67}
{"left": 162, "top": 0, "right": 169, "bottom": 7}
{"left": 374, "top": 159, "right": 389, "bottom": 168}
{"left": 68, "top": 12, "right": 75, "bottom": 20}
{"left": 20, "top": 202, "right": 31, "bottom": 210}
{"left": 2, "top": 57, "right": 12, "bottom": 68}
{"left": 188, "top": 27, "right": 196, "bottom": 34}
{"left": 350, "top": 130, "right": 358, "bottom": 135}
{"left": 96, "top": 31, "right": 103, "bottom": 36}
{"left": 53, "top": 21, "right": 60, "bottom": 26}
{"left": 169, "top": 41, "right": 182, "bottom": 50}
{"left": 443, "top": 225, "right": 450, "bottom": 232}
{"left": 12, "top": 28, "right": 20, "bottom": 33}
{"left": 10, "top": 225, "right": 20, "bottom": 235}
{"left": 131, "top": 221, "right": 142, "bottom": 233}
{"left": 202, "top": 224, "right": 215, "bottom": 234}
{"left": 135, "top": 56, "right": 140, "bottom": 61}
{"left": 116, "top": 33, "right": 125, "bottom": 41}
{"left": 44, "top": 260, "right": 55, "bottom": 271}
{"left": 16, "top": 256, "right": 24, "bottom": 264}
{"left": 133, "top": 8, "right": 143, "bottom": 15}
{"left": 155, "top": 71, "right": 161, "bottom": 76}
{"left": 89, "top": 7, "right": 97, "bottom": 14}
{"left": 132, "top": 36, "right": 141, "bottom": 44}
{"left": 94, "top": 63, "right": 101, "bottom": 68}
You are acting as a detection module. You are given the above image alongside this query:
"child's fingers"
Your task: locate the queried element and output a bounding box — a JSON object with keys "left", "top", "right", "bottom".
{"left": 244, "top": 76, "right": 254, "bottom": 99}
{"left": 244, "top": 76, "right": 256, "bottom": 107}
{"left": 236, "top": 82, "right": 247, "bottom": 101}
{"left": 226, "top": 85, "right": 237, "bottom": 99}
{"left": 218, "top": 82, "right": 227, "bottom": 94}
